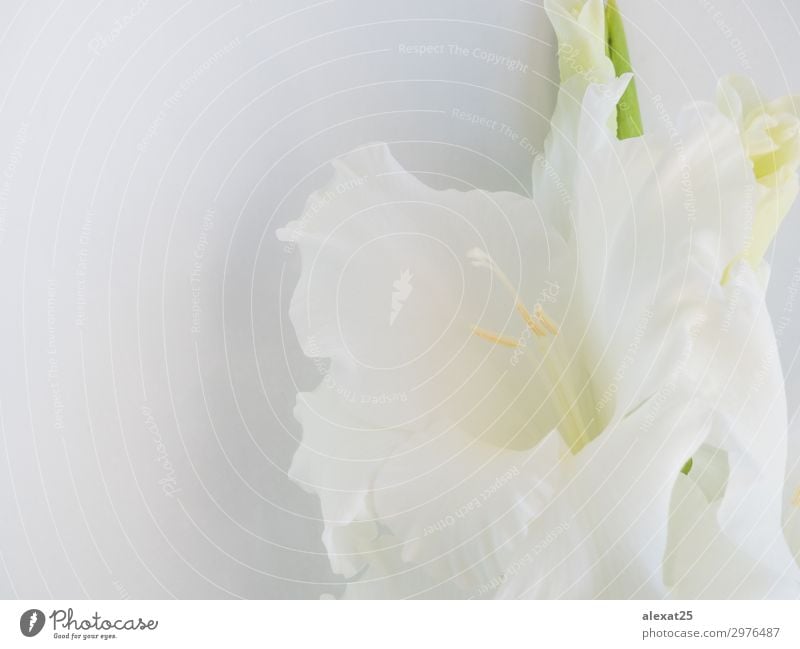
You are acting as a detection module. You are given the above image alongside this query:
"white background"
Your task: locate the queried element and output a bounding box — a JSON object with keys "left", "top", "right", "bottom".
{"left": 0, "top": 0, "right": 798, "bottom": 599}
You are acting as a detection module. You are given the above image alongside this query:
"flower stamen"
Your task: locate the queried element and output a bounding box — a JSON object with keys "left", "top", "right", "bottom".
{"left": 518, "top": 303, "right": 548, "bottom": 337}
{"left": 467, "top": 248, "right": 558, "bottom": 338}
{"left": 471, "top": 325, "right": 520, "bottom": 348}
{"left": 535, "top": 304, "right": 560, "bottom": 336}
{"left": 468, "top": 248, "right": 598, "bottom": 453}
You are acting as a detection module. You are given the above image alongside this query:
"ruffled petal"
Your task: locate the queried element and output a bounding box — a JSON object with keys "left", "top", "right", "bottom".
{"left": 783, "top": 419, "right": 800, "bottom": 567}
{"left": 663, "top": 262, "right": 800, "bottom": 597}
{"left": 716, "top": 75, "right": 800, "bottom": 267}
{"left": 666, "top": 470, "right": 800, "bottom": 598}
{"left": 280, "top": 69, "right": 797, "bottom": 600}
{"left": 370, "top": 425, "right": 564, "bottom": 595}
{"left": 279, "top": 143, "right": 573, "bottom": 447}
{"left": 533, "top": 75, "right": 631, "bottom": 237}
{"left": 574, "top": 95, "right": 753, "bottom": 293}
{"left": 492, "top": 262, "right": 799, "bottom": 599}
{"left": 569, "top": 86, "right": 755, "bottom": 411}
{"left": 545, "top": 0, "right": 615, "bottom": 85}
{"left": 717, "top": 75, "right": 765, "bottom": 124}
{"left": 496, "top": 382, "right": 712, "bottom": 598}
{"left": 533, "top": 0, "right": 621, "bottom": 237}
{"left": 288, "top": 386, "right": 406, "bottom": 577}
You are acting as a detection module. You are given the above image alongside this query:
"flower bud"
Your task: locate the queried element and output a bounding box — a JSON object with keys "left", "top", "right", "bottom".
{"left": 545, "top": 0, "right": 615, "bottom": 84}
{"left": 718, "top": 75, "right": 800, "bottom": 268}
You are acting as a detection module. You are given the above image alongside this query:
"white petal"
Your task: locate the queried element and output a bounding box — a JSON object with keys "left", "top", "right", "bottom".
{"left": 684, "top": 444, "right": 728, "bottom": 503}
{"left": 672, "top": 262, "right": 800, "bottom": 595}
{"left": 370, "top": 426, "right": 564, "bottom": 595}
{"left": 574, "top": 99, "right": 752, "bottom": 288}
{"left": 341, "top": 539, "right": 466, "bottom": 599}
{"left": 280, "top": 143, "right": 573, "bottom": 445}
{"left": 289, "top": 387, "right": 406, "bottom": 577}
{"left": 545, "top": 0, "right": 615, "bottom": 85}
{"left": 292, "top": 381, "right": 566, "bottom": 597}
{"left": 717, "top": 75, "right": 764, "bottom": 125}
{"left": 783, "top": 418, "right": 800, "bottom": 567}
{"left": 533, "top": 75, "right": 632, "bottom": 237}
{"left": 570, "top": 94, "right": 755, "bottom": 410}
{"left": 666, "top": 471, "right": 800, "bottom": 598}
{"left": 281, "top": 86, "right": 793, "bottom": 600}
{"left": 497, "top": 382, "right": 712, "bottom": 598}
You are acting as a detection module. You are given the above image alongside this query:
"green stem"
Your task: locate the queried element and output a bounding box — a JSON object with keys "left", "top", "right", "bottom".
{"left": 605, "top": 0, "right": 643, "bottom": 139}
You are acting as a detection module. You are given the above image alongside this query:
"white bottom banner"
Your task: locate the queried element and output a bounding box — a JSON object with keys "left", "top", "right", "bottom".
{"left": 1, "top": 600, "right": 798, "bottom": 648}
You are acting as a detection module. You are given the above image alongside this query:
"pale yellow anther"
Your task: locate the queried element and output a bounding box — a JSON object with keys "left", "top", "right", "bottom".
{"left": 517, "top": 303, "right": 548, "bottom": 337}
{"left": 468, "top": 247, "right": 557, "bottom": 340}
{"left": 792, "top": 486, "right": 800, "bottom": 507}
{"left": 467, "top": 249, "right": 599, "bottom": 454}
{"left": 535, "top": 304, "right": 560, "bottom": 336}
{"left": 471, "top": 325, "right": 520, "bottom": 348}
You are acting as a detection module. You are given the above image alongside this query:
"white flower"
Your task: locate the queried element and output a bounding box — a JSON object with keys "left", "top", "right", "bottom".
{"left": 547, "top": 0, "right": 614, "bottom": 85}
{"left": 718, "top": 75, "right": 800, "bottom": 268}
{"left": 278, "top": 87, "right": 799, "bottom": 599}
{"left": 500, "top": 259, "right": 799, "bottom": 598}
{"left": 713, "top": 83, "right": 800, "bottom": 585}
{"left": 534, "top": 0, "right": 617, "bottom": 236}
{"left": 278, "top": 5, "right": 800, "bottom": 599}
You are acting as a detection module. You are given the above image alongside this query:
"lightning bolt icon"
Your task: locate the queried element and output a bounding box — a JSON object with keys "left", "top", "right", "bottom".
{"left": 28, "top": 612, "right": 37, "bottom": 632}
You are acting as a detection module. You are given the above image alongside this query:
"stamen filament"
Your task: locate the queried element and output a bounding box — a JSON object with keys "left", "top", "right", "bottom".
{"left": 468, "top": 247, "right": 597, "bottom": 454}
{"left": 535, "top": 304, "right": 560, "bottom": 335}
{"left": 518, "top": 303, "right": 547, "bottom": 337}
{"left": 543, "top": 339, "right": 593, "bottom": 452}
{"left": 471, "top": 325, "right": 520, "bottom": 348}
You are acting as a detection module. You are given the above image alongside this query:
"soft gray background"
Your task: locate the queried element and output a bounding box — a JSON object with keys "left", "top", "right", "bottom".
{"left": 0, "top": 0, "right": 798, "bottom": 598}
